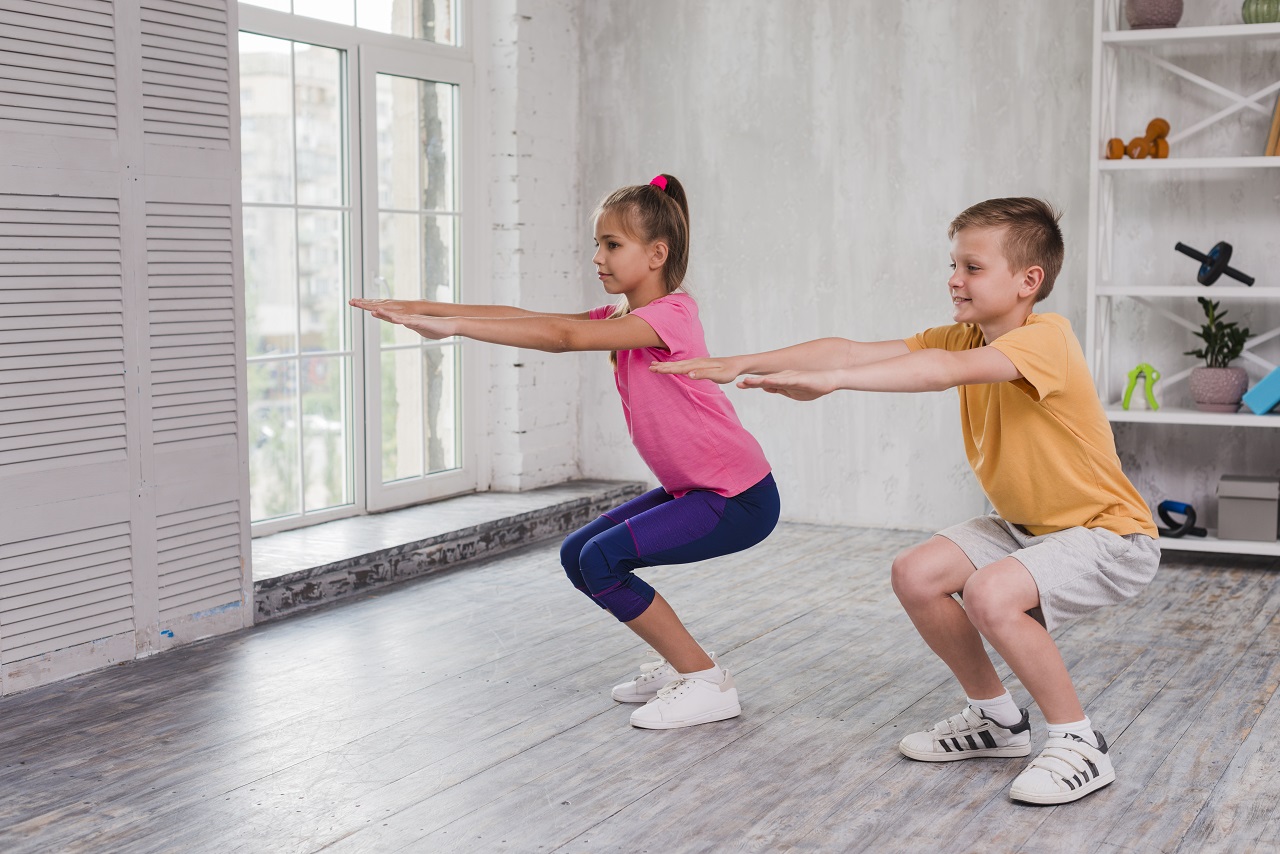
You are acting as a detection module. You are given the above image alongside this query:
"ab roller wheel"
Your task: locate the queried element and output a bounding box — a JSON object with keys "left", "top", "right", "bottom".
{"left": 1174, "top": 241, "right": 1255, "bottom": 287}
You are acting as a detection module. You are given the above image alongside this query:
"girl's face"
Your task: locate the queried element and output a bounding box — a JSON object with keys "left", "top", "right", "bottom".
{"left": 592, "top": 211, "right": 664, "bottom": 297}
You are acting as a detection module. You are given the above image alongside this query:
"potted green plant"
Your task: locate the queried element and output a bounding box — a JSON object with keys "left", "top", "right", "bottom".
{"left": 1185, "top": 296, "right": 1251, "bottom": 412}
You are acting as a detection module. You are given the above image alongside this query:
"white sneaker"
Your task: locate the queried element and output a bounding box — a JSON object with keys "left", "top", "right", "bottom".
{"left": 899, "top": 705, "right": 1032, "bottom": 762}
{"left": 611, "top": 651, "right": 715, "bottom": 704}
{"left": 629, "top": 673, "right": 740, "bottom": 729}
{"left": 1010, "top": 731, "right": 1115, "bottom": 804}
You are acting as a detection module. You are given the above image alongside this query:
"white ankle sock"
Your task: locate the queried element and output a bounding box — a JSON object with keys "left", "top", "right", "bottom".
{"left": 681, "top": 663, "right": 724, "bottom": 684}
{"left": 966, "top": 691, "right": 1022, "bottom": 727}
{"left": 1047, "top": 717, "right": 1098, "bottom": 747}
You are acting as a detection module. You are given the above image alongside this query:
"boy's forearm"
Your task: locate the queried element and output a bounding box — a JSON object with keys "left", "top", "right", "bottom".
{"left": 830, "top": 349, "right": 957, "bottom": 393}
{"left": 736, "top": 337, "right": 906, "bottom": 375}
{"left": 733, "top": 338, "right": 854, "bottom": 374}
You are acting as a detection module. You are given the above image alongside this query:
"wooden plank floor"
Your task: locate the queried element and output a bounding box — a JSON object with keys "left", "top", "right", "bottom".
{"left": 1, "top": 522, "right": 1278, "bottom": 853}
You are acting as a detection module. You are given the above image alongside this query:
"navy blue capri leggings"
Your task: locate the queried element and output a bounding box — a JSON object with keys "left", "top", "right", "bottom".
{"left": 559, "top": 473, "right": 780, "bottom": 622}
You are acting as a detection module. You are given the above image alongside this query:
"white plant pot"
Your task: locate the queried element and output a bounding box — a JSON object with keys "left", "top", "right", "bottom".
{"left": 1188, "top": 366, "right": 1248, "bottom": 412}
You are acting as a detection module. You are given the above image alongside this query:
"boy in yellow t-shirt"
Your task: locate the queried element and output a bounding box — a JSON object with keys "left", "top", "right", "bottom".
{"left": 652, "top": 197, "right": 1160, "bottom": 805}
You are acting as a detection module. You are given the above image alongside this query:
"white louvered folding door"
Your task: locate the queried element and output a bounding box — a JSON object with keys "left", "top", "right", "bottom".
{"left": 0, "top": 0, "right": 249, "bottom": 694}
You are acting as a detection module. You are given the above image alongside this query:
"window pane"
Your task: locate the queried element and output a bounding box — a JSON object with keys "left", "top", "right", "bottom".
{"left": 239, "top": 33, "right": 294, "bottom": 205}
{"left": 243, "top": 207, "right": 298, "bottom": 357}
{"left": 358, "top": 0, "right": 456, "bottom": 45}
{"left": 378, "top": 212, "right": 423, "bottom": 347}
{"left": 302, "top": 356, "right": 351, "bottom": 511}
{"left": 293, "top": 0, "right": 353, "bottom": 26}
{"left": 425, "top": 344, "right": 458, "bottom": 473}
{"left": 382, "top": 349, "right": 423, "bottom": 482}
{"left": 375, "top": 75, "right": 456, "bottom": 211}
{"left": 241, "top": 0, "right": 289, "bottom": 11}
{"left": 295, "top": 44, "right": 344, "bottom": 207}
{"left": 422, "top": 214, "right": 456, "bottom": 302}
{"left": 298, "top": 209, "right": 345, "bottom": 352}
{"left": 249, "top": 360, "right": 300, "bottom": 521}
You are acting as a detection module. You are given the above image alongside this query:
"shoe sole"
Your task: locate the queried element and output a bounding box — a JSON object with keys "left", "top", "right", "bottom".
{"left": 611, "top": 689, "right": 655, "bottom": 704}
{"left": 629, "top": 703, "right": 742, "bottom": 730}
{"left": 1010, "top": 770, "right": 1115, "bottom": 805}
{"left": 899, "top": 742, "right": 1032, "bottom": 762}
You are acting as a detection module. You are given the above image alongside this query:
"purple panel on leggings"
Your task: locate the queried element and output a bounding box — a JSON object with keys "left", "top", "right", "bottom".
{"left": 625, "top": 491, "right": 727, "bottom": 556}
{"left": 593, "top": 582, "right": 652, "bottom": 622}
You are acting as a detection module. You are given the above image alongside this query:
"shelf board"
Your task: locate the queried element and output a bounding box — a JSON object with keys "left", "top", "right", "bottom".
{"left": 1097, "top": 285, "right": 1280, "bottom": 298}
{"left": 1158, "top": 531, "right": 1280, "bottom": 557}
{"left": 1105, "top": 405, "right": 1280, "bottom": 427}
{"left": 1099, "top": 156, "right": 1280, "bottom": 170}
{"left": 1102, "top": 22, "right": 1280, "bottom": 45}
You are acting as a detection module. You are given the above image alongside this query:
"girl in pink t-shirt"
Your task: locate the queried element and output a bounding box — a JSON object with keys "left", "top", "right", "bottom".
{"left": 351, "top": 174, "right": 779, "bottom": 730}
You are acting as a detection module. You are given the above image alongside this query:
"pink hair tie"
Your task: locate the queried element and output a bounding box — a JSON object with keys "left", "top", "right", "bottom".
{"left": 649, "top": 174, "right": 668, "bottom": 191}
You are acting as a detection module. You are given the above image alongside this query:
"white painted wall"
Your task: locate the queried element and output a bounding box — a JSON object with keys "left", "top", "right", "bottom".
{"left": 574, "top": 1, "right": 1096, "bottom": 530}
{"left": 484, "top": 0, "right": 588, "bottom": 491}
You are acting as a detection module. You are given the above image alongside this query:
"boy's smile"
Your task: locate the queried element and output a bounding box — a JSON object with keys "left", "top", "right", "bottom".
{"left": 948, "top": 226, "right": 1042, "bottom": 342}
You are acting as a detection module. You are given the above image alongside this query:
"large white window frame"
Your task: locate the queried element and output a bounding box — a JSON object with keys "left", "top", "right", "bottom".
{"left": 239, "top": 4, "right": 482, "bottom": 535}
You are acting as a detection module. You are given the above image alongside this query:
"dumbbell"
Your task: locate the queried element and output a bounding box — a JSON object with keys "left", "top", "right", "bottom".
{"left": 1174, "top": 241, "right": 1255, "bottom": 286}
{"left": 1106, "top": 118, "right": 1170, "bottom": 159}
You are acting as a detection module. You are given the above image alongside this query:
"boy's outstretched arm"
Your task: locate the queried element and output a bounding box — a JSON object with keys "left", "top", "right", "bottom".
{"left": 365, "top": 308, "right": 663, "bottom": 353}
{"left": 650, "top": 338, "right": 911, "bottom": 384}
{"left": 350, "top": 297, "right": 589, "bottom": 321}
{"left": 740, "top": 346, "right": 1023, "bottom": 401}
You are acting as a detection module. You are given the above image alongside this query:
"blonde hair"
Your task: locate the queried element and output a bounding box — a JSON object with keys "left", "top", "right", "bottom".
{"left": 596, "top": 174, "right": 691, "bottom": 364}
{"left": 949, "top": 197, "right": 1064, "bottom": 302}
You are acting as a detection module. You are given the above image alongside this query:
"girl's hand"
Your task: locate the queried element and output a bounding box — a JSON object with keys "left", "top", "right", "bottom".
{"left": 649, "top": 357, "right": 742, "bottom": 384}
{"left": 737, "top": 370, "right": 838, "bottom": 401}
{"left": 350, "top": 298, "right": 429, "bottom": 314}
{"left": 369, "top": 309, "right": 459, "bottom": 340}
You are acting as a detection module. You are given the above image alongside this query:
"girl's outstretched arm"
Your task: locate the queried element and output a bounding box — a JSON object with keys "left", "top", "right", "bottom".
{"left": 349, "top": 297, "right": 589, "bottom": 321}
{"left": 650, "top": 338, "right": 910, "bottom": 383}
{"left": 368, "top": 308, "right": 664, "bottom": 353}
{"left": 739, "top": 346, "right": 1022, "bottom": 400}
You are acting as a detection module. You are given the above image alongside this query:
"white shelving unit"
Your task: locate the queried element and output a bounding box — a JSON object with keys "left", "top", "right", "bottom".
{"left": 1086, "top": 0, "right": 1280, "bottom": 557}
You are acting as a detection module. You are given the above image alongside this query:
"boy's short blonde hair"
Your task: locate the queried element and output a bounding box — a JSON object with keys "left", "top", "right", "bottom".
{"left": 949, "top": 198, "right": 1064, "bottom": 302}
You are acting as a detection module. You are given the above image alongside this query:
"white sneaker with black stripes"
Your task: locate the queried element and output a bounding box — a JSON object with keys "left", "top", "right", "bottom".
{"left": 1009, "top": 730, "right": 1115, "bottom": 804}
{"left": 899, "top": 705, "right": 1032, "bottom": 761}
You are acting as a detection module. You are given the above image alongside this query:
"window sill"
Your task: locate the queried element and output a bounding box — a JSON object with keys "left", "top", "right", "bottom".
{"left": 251, "top": 479, "right": 646, "bottom": 622}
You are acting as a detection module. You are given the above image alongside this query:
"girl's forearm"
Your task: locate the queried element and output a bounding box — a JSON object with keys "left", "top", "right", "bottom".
{"left": 451, "top": 316, "right": 576, "bottom": 352}
{"left": 408, "top": 301, "right": 540, "bottom": 319}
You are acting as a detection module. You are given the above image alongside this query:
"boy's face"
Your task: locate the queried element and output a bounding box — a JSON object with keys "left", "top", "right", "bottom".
{"left": 947, "top": 226, "right": 1038, "bottom": 331}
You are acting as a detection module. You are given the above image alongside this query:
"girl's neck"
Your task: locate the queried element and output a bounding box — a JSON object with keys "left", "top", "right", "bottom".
{"left": 625, "top": 279, "right": 672, "bottom": 312}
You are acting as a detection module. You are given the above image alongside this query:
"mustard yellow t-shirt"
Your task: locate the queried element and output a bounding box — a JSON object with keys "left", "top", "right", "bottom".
{"left": 904, "top": 313, "right": 1157, "bottom": 538}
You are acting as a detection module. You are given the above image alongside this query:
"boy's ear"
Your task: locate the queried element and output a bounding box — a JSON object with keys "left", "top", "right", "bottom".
{"left": 1020, "top": 265, "right": 1045, "bottom": 299}
{"left": 649, "top": 241, "right": 669, "bottom": 269}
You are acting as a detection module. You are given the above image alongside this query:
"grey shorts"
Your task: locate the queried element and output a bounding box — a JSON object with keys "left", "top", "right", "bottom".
{"left": 937, "top": 514, "right": 1161, "bottom": 632}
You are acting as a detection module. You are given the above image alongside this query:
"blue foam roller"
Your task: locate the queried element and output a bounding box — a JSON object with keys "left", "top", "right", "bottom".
{"left": 1242, "top": 366, "right": 1280, "bottom": 415}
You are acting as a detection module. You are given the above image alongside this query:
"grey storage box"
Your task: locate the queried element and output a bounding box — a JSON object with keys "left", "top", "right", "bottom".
{"left": 1217, "top": 475, "right": 1280, "bottom": 542}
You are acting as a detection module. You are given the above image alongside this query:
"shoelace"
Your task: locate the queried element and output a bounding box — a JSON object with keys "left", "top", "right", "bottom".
{"left": 653, "top": 678, "right": 692, "bottom": 702}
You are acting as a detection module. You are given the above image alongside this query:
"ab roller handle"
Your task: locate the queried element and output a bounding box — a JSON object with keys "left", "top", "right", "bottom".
{"left": 1175, "top": 241, "right": 1255, "bottom": 287}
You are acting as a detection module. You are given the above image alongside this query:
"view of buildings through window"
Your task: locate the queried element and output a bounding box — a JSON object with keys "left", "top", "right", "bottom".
{"left": 239, "top": 0, "right": 463, "bottom": 529}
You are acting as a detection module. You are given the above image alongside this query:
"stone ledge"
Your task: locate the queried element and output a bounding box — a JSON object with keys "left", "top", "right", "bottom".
{"left": 252, "top": 480, "right": 646, "bottom": 623}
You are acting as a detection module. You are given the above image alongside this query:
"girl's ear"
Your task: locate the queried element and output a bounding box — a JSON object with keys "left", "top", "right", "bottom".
{"left": 648, "top": 241, "right": 669, "bottom": 270}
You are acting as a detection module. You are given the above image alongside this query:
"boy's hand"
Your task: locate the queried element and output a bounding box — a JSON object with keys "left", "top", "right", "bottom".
{"left": 649, "top": 357, "right": 742, "bottom": 384}
{"left": 369, "top": 309, "right": 458, "bottom": 340}
{"left": 738, "top": 370, "right": 838, "bottom": 401}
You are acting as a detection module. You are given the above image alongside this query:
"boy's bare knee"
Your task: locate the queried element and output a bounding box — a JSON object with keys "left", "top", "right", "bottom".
{"left": 963, "top": 573, "right": 1018, "bottom": 633}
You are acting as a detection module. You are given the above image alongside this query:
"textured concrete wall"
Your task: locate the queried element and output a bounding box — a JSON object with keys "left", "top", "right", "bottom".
{"left": 576, "top": 1, "right": 1096, "bottom": 530}
{"left": 486, "top": 0, "right": 589, "bottom": 491}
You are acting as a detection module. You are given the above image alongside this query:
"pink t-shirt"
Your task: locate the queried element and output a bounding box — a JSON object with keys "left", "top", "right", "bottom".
{"left": 589, "top": 292, "right": 771, "bottom": 498}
